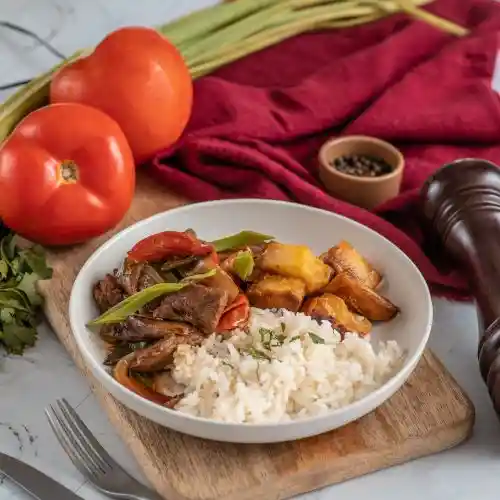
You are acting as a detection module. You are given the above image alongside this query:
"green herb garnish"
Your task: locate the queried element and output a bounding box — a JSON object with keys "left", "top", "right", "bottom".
{"left": 211, "top": 231, "right": 274, "bottom": 253}
{"left": 275, "top": 334, "right": 287, "bottom": 345}
{"left": 0, "top": 230, "right": 52, "bottom": 355}
{"left": 308, "top": 332, "right": 326, "bottom": 344}
{"left": 259, "top": 327, "right": 274, "bottom": 344}
{"left": 88, "top": 269, "right": 216, "bottom": 326}
{"left": 259, "top": 327, "right": 287, "bottom": 350}
{"left": 246, "top": 347, "right": 271, "bottom": 361}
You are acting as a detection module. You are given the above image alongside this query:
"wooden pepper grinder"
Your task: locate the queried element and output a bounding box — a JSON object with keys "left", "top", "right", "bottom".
{"left": 421, "top": 158, "right": 500, "bottom": 414}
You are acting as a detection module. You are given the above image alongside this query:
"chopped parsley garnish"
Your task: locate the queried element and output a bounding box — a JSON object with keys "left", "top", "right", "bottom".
{"left": 308, "top": 332, "right": 325, "bottom": 344}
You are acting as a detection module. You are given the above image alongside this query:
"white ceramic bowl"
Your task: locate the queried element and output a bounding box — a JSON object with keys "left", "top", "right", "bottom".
{"left": 69, "top": 200, "right": 432, "bottom": 444}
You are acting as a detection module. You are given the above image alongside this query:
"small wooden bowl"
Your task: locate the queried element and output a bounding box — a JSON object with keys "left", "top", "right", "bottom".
{"left": 318, "top": 135, "right": 404, "bottom": 210}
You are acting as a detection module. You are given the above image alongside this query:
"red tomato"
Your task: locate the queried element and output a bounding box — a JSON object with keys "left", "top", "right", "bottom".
{"left": 216, "top": 294, "right": 250, "bottom": 332}
{"left": 50, "top": 26, "right": 193, "bottom": 163}
{"left": 0, "top": 103, "right": 135, "bottom": 246}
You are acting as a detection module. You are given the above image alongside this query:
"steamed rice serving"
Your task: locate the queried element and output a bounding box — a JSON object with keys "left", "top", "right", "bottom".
{"left": 172, "top": 308, "right": 404, "bottom": 423}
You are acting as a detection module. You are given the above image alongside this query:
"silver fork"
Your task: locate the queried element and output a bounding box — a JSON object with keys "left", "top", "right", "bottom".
{"left": 45, "top": 398, "right": 165, "bottom": 500}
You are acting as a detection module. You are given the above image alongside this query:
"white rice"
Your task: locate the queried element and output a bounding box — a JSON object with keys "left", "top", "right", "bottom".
{"left": 172, "top": 308, "right": 404, "bottom": 423}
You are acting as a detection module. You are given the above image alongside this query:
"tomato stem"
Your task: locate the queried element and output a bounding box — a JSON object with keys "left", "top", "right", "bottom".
{"left": 60, "top": 160, "right": 79, "bottom": 183}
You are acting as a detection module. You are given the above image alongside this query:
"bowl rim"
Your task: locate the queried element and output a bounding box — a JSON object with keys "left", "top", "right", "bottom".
{"left": 69, "top": 198, "right": 433, "bottom": 430}
{"left": 318, "top": 135, "right": 405, "bottom": 184}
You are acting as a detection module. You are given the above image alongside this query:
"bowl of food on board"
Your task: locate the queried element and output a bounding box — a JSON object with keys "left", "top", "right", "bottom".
{"left": 69, "top": 199, "right": 432, "bottom": 444}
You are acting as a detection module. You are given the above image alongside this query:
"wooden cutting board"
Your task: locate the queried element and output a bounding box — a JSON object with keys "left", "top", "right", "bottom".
{"left": 39, "top": 171, "right": 475, "bottom": 500}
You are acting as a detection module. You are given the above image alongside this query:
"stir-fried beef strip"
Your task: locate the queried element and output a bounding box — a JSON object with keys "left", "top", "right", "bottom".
{"left": 119, "top": 259, "right": 165, "bottom": 295}
{"left": 152, "top": 284, "right": 229, "bottom": 335}
{"left": 104, "top": 342, "right": 147, "bottom": 366}
{"left": 138, "top": 265, "right": 165, "bottom": 290}
{"left": 119, "top": 259, "right": 145, "bottom": 295}
{"left": 218, "top": 243, "right": 268, "bottom": 264}
{"left": 99, "top": 324, "right": 134, "bottom": 343}
{"left": 93, "top": 274, "right": 125, "bottom": 313}
{"left": 129, "top": 332, "right": 205, "bottom": 372}
{"left": 99, "top": 317, "right": 198, "bottom": 343}
{"left": 161, "top": 255, "right": 200, "bottom": 273}
{"left": 126, "top": 316, "right": 198, "bottom": 338}
{"left": 101, "top": 319, "right": 202, "bottom": 365}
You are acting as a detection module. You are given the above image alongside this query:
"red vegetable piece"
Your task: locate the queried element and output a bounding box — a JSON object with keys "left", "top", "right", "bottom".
{"left": 216, "top": 294, "right": 250, "bottom": 332}
{"left": 114, "top": 355, "right": 178, "bottom": 407}
{"left": 128, "top": 231, "right": 214, "bottom": 262}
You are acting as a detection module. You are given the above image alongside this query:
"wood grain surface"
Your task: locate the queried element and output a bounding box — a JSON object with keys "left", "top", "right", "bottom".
{"left": 39, "top": 171, "right": 475, "bottom": 500}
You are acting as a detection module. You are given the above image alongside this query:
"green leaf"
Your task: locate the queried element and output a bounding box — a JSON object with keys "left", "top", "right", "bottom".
{"left": 308, "top": 332, "right": 325, "bottom": 344}
{"left": 88, "top": 269, "right": 216, "bottom": 326}
{"left": 20, "top": 246, "right": 53, "bottom": 279}
{"left": 0, "top": 278, "right": 18, "bottom": 289}
{"left": 0, "top": 234, "right": 15, "bottom": 267}
{"left": 0, "top": 229, "right": 50, "bottom": 357}
{"left": 0, "top": 323, "right": 37, "bottom": 355}
{"left": 0, "top": 289, "right": 30, "bottom": 312}
{"left": 246, "top": 347, "right": 271, "bottom": 361}
{"left": 17, "top": 273, "right": 42, "bottom": 307}
{"left": 10, "top": 257, "right": 21, "bottom": 275}
{"left": 233, "top": 250, "right": 254, "bottom": 280}
{"left": 0, "top": 260, "right": 9, "bottom": 280}
{"left": 274, "top": 334, "right": 286, "bottom": 346}
{"left": 0, "top": 307, "right": 16, "bottom": 324}
{"left": 16, "top": 310, "right": 38, "bottom": 328}
{"left": 211, "top": 231, "right": 274, "bottom": 253}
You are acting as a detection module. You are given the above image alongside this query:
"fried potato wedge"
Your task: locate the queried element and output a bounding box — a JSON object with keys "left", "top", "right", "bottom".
{"left": 324, "top": 272, "right": 398, "bottom": 321}
{"left": 301, "top": 293, "right": 372, "bottom": 335}
{"left": 247, "top": 275, "right": 306, "bottom": 312}
{"left": 321, "top": 240, "right": 381, "bottom": 289}
{"left": 258, "top": 242, "right": 332, "bottom": 294}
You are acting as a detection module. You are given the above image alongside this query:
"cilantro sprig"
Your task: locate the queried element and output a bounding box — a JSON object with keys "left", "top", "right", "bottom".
{"left": 0, "top": 226, "right": 52, "bottom": 355}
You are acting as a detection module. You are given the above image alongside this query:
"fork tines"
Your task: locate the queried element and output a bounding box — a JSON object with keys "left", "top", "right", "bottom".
{"left": 45, "top": 398, "right": 114, "bottom": 477}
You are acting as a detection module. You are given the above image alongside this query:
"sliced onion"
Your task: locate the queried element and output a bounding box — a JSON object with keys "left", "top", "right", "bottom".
{"left": 153, "top": 371, "right": 185, "bottom": 397}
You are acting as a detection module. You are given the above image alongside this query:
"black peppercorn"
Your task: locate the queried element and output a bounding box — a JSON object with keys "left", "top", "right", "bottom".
{"left": 331, "top": 154, "right": 393, "bottom": 178}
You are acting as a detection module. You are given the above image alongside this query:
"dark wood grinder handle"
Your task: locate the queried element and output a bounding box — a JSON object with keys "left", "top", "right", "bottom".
{"left": 421, "top": 158, "right": 500, "bottom": 413}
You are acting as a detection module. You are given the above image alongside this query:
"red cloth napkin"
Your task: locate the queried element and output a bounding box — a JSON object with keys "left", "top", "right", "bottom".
{"left": 150, "top": 0, "right": 500, "bottom": 300}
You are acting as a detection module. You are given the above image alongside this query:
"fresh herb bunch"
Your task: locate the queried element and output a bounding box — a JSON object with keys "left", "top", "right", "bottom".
{"left": 0, "top": 221, "right": 52, "bottom": 355}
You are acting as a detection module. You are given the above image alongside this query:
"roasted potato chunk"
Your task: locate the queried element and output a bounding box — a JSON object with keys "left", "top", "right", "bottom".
{"left": 247, "top": 275, "right": 306, "bottom": 312}
{"left": 324, "top": 273, "right": 398, "bottom": 321}
{"left": 258, "top": 242, "right": 332, "bottom": 293}
{"left": 301, "top": 293, "right": 372, "bottom": 335}
{"left": 321, "top": 240, "right": 381, "bottom": 289}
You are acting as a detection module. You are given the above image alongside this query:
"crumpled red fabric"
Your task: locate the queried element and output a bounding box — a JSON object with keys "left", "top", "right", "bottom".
{"left": 150, "top": 0, "right": 500, "bottom": 300}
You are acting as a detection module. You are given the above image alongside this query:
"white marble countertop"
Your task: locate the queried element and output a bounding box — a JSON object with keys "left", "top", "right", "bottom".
{"left": 1, "top": 1, "right": 500, "bottom": 499}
